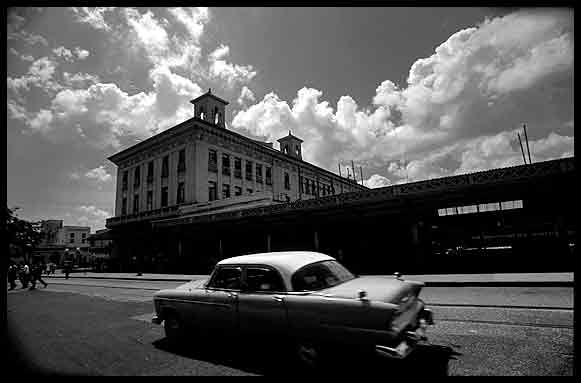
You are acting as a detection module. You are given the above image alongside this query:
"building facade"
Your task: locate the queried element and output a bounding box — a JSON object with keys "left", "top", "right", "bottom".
{"left": 32, "top": 221, "right": 91, "bottom": 265}
{"left": 106, "top": 90, "right": 367, "bottom": 272}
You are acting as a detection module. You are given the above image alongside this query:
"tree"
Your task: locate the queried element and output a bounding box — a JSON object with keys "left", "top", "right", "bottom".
{"left": 5, "top": 206, "right": 43, "bottom": 261}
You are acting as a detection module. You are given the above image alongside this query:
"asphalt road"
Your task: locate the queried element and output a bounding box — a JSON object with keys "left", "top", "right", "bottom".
{"left": 6, "top": 279, "right": 574, "bottom": 376}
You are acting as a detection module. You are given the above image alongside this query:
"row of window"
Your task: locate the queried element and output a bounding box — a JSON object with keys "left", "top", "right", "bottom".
{"left": 68, "top": 232, "right": 88, "bottom": 244}
{"left": 121, "top": 182, "right": 186, "bottom": 215}
{"left": 208, "top": 181, "right": 261, "bottom": 201}
{"left": 209, "top": 149, "right": 272, "bottom": 185}
{"left": 438, "top": 200, "right": 523, "bottom": 217}
{"left": 299, "top": 176, "right": 335, "bottom": 196}
{"left": 122, "top": 149, "right": 186, "bottom": 191}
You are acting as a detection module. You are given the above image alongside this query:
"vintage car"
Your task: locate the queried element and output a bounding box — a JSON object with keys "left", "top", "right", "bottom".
{"left": 152, "top": 251, "right": 434, "bottom": 365}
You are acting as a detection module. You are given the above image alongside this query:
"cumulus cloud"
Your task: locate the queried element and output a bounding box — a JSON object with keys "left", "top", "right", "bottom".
{"left": 7, "top": 57, "right": 63, "bottom": 98}
{"left": 15, "top": 66, "right": 202, "bottom": 149}
{"left": 70, "top": 7, "right": 116, "bottom": 31}
{"left": 234, "top": 9, "right": 573, "bottom": 182}
{"left": 74, "top": 47, "right": 90, "bottom": 60}
{"left": 85, "top": 166, "right": 112, "bottom": 182}
{"left": 77, "top": 205, "right": 111, "bottom": 230}
{"left": 208, "top": 44, "right": 257, "bottom": 87}
{"left": 238, "top": 86, "right": 256, "bottom": 106}
{"left": 63, "top": 72, "right": 100, "bottom": 87}
{"left": 364, "top": 174, "right": 392, "bottom": 188}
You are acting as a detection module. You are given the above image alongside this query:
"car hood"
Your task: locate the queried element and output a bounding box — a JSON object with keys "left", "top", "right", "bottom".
{"left": 317, "top": 276, "right": 424, "bottom": 304}
{"left": 174, "top": 278, "right": 208, "bottom": 290}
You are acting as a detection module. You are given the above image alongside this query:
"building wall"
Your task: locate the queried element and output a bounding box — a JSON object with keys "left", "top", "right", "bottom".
{"left": 59, "top": 226, "right": 91, "bottom": 248}
{"left": 110, "top": 120, "right": 364, "bottom": 220}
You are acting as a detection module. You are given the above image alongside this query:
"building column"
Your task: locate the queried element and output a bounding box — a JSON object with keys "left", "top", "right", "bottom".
{"left": 314, "top": 230, "right": 319, "bottom": 251}
{"left": 267, "top": 233, "right": 271, "bottom": 252}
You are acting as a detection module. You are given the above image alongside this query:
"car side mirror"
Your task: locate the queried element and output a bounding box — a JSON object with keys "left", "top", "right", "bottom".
{"left": 358, "top": 290, "right": 368, "bottom": 301}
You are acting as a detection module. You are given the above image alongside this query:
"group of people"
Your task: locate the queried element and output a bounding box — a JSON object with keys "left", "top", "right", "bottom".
{"left": 7, "top": 262, "right": 49, "bottom": 290}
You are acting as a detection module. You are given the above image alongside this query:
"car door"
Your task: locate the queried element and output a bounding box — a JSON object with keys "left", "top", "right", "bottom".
{"left": 196, "top": 266, "right": 241, "bottom": 332}
{"left": 237, "top": 265, "right": 288, "bottom": 336}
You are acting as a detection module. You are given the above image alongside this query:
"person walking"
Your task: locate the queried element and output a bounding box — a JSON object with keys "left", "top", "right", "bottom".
{"left": 20, "top": 263, "right": 30, "bottom": 288}
{"left": 7, "top": 264, "right": 18, "bottom": 290}
{"left": 29, "top": 263, "right": 48, "bottom": 290}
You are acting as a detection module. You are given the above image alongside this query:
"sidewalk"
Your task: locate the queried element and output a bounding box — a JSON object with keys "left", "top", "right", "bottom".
{"left": 45, "top": 270, "right": 574, "bottom": 286}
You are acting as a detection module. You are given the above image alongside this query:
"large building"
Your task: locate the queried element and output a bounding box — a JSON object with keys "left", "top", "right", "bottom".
{"left": 32, "top": 220, "right": 91, "bottom": 265}
{"left": 106, "top": 90, "right": 367, "bottom": 272}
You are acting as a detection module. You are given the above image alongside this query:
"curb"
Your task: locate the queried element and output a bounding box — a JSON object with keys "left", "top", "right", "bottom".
{"left": 44, "top": 275, "right": 574, "bottom": 287}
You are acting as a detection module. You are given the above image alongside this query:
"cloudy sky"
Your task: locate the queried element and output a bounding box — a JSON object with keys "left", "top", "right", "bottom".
{"left": 7, "top": 7, "right": 574, "bottom": 231}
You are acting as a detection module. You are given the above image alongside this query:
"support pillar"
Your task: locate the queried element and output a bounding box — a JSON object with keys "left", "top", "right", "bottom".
{"left": 267, "top": 234, "right": 271, "bottom": 252}
{"left": 314, "top": 230, "right": 319, "bottom": 251}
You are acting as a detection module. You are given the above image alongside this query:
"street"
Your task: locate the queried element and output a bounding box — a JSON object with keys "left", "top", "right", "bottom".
{"left": 7, "top": 278, "right": 574, "bottom": 376}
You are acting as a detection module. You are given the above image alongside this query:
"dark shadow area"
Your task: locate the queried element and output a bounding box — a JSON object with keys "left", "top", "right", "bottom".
{"left": 152, "top": 332, "right": 462, "bottom": 376}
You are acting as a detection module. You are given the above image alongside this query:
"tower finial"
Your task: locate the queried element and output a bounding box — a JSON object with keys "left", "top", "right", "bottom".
{"left": 208, "top": 88, "right": 212, "bottom": 94}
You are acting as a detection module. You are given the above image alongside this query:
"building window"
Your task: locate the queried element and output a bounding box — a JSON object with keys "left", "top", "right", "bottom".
{"left": 247, "top": 188, "right": 253, "bottom": 195}
{"left": 82, "top": 233, "right": 86, "bottom": 238}
{"left": 146, "top": 190, "right": 153, "bottom": 210}
{"left": 256, "top": 164, "right": 263, "bottom": 184}
{"left": 284, "top": 172, "right": 290, "bottom": 190}
{"left": 266, "top": 167, "right": 272, "bottom": 185}
{"left": 70, "top": 238, "right": 74, "bottom": 244}
{"left": 208, "top": 149, "right": 218, "bottom": 172}
{"left": 178, "top": 149, "right": 186, "bottom": 173}
{"left": 245, "top": 160, "right": 253, "bottom": 181}
{"left": 478, "top": 202, "right": 501, "bottom": 212}
{"left": 122, "top": 197, "right": 127, "bottom": 215}
{"left": 305, "top": 178, "right": 310, "bottom": 194}
{"left": 222, "top": 154, "right": 231, "bottom": 176}
{"left": 177, "top": 182, "right": 185, "bottom": 204}
{"left": 299, "top": 176, "right": 304, "bottom": 193}
{"left": 133, "top": 167, "right": 140, "bottom": 188}
{"left": 70, "top": 233, "right": 75, "bottom": 239}
{"left": 133, "top": 194, "right": 140, "bottom": 213}
{"left": 222, "top": 183, "right": 231, "bottom": 199}
{"left": 209, "top": 181, "right": 217, "bottom": 201}
{"left": 501, "top": 200, "right": 523, "bottom": 210}
{"left": 234, "top": 157, "right": 242, "bottom": 179}
{"left": 161, "top": 156, "right": 169, "bottom": 178}
{"left": 147, "top": 161, "right": 154, "bottom": 184}
{"left": 122, "top": 171, "right": 128, "bottom": 191}
{"left": 161, "top": 187, "right": 168, "bottom": 207}
{"left": 234, "top": 186, "right": 242, "bottom": 196}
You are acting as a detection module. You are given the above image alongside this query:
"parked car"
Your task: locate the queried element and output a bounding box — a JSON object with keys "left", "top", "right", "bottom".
{"left": 152, "top": 251, "right": 434, "bottom": 366}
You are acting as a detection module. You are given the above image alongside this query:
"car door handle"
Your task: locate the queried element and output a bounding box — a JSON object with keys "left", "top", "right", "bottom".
{"left": 227, "top": 292, "right": 238, "bottom": 298}
{"left": 273, "top": 296, "right": 284, "bottom": 302}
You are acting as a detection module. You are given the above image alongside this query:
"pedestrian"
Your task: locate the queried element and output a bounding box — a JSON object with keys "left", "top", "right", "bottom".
{"left": 7, "top": 263, "right": 18, "bottom": 290}
{"left": 29, "top": 262, "right": 48, "bottom": 289}
{"left": 49, "top": 262, "right": 56, "bottom": 275}
{"left": 20, "top": 262, "right": 30, "bottom": 288}
{"left": 64, "top": 261, "right": 71, "bottom": 279}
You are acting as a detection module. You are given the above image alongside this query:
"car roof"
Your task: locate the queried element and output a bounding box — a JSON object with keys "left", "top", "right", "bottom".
{"left": 217, "top": 251, "right": 335, "bottom": 285}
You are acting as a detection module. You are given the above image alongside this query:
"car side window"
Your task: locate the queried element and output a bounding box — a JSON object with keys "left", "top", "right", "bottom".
{"left": 245, "top": 267, "right": 285, "bottom": 292}
{"left": 208, "top": 267, "right": 242, "bottom": 290}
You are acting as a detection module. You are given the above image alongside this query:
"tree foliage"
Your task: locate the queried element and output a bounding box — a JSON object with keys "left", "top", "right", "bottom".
{"left": 5, "top": 206, "right": 43, "bottom": 257}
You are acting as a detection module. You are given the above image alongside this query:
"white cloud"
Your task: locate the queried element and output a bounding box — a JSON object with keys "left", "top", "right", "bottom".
{"left": 70, "top": 7, "right": 115, "bottom": 31}
{"left": 74, "top": 47, "right": 90, "bottom": 60}
{"left": 7, "top": 57, "right": 63, "bottom": 97}
{"left": 234, "top": 9, "right": 573, "bottom": 181}
{"left": 168, "top": 7, "right": 209, "bottom": 42}
{"left": 208, "top": 44, "right": 256, "bottom": 87}
{"left": 237, "top": 86, "right": 256, "bottom": 106}
{"left": 77, "top": 205, "right": 111, "bottom": 231}
{"left": 16, "top": 66, "right": 202, "bottom": 149}
{"left": 63, "top": 72, "right": 100, "bottom": 87}
{"left": 53, "top": 46, "right": 75, "bottom": 61}
{"left": 364, "top": 174, "right": 392, "bottom": 188}
{"left": 85, "top": 166, "right": 112, "bottom": 182}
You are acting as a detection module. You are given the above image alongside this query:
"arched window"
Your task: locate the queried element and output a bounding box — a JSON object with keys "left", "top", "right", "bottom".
{"left": 295, "top": 145, "right": 300, "bottom": 156}
{"left": 284, "top": 145, "right": 289, "bottom": 154}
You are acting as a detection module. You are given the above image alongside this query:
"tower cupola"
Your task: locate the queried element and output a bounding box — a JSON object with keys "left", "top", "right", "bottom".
{"left": 277, "top": 130, "right": 303, "bottom": 160}
{"left": 190, "top": 88, "right": 229, "bottom": 128}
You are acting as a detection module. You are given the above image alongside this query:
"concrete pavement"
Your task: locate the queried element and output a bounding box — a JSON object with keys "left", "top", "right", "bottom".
{"left": 45, "top": 270, "right": 574, "bottom": 287}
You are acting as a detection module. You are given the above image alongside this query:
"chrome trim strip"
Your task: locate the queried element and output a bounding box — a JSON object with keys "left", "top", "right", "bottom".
{"left": 156, "top": 297, "right": 231, "bottom": 308}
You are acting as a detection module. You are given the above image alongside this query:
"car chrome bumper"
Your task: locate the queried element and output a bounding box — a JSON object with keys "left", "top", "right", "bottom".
{"left": 377, "top": 313, "right": 433, "bottom": 359}
{"left": 152, "top": 315, "right": 163, "bottom": 325}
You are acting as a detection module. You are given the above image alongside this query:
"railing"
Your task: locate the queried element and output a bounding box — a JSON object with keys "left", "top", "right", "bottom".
{"left": 106, "top": 205, "right": 179, "bottom": 227}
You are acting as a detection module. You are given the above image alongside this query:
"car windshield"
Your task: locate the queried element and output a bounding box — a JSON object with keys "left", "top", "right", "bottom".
{"left": 291, "top": 260, "right": 356, "bottom": 291}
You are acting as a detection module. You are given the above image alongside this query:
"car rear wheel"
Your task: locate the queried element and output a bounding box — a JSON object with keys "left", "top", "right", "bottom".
{"left": 296, "top": 342, "right": 322, "bottom": 369}
{"left": 163, "top": 312, "right": 183, "bottom": 340}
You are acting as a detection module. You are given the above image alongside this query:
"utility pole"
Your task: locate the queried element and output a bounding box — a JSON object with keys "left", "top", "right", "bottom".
{"left": 517, "top": 133, "right": 527, "bottom": 165}
{"left": 523, "top": 124, "right": 532, "bottom": 164}
{"left": 359, "top": 166, "right": 364, "bottom": 187}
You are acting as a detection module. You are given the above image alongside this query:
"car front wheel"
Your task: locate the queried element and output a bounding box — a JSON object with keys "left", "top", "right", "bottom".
{"left": 163, "top": 312, "right": 183, "bottom": 340}
{"left": 296, "top": 342, "right": 322, "bottom": 369}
